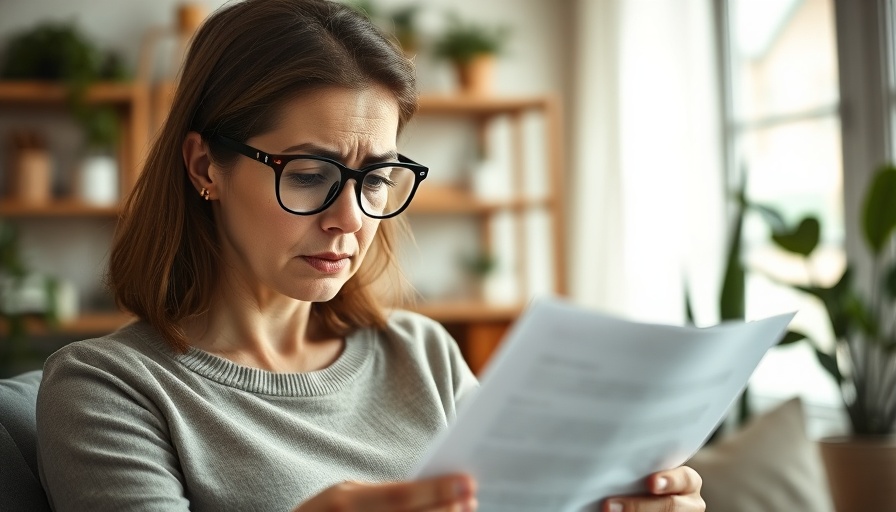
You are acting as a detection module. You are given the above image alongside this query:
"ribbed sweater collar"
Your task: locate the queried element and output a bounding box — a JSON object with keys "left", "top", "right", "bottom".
{"left": 127, "top": 321, "right": 373, "bottom": 397}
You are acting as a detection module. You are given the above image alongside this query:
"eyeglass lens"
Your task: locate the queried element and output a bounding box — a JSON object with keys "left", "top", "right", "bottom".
{"left": 279, "top": 159, "right": 417, "bottom": 216}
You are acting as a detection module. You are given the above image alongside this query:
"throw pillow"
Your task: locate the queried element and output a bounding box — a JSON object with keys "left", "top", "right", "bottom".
{"left": 687, "top": 397, "right": 834, "bottom": 512}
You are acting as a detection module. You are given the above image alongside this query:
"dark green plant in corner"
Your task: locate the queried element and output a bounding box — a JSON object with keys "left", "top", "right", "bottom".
{"left": 760, "top": 164, "right": 896, "bottom": 436}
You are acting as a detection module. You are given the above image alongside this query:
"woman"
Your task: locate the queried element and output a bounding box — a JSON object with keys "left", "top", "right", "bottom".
{"left": 36, "top": 1, "right": 704, "bottom": 511}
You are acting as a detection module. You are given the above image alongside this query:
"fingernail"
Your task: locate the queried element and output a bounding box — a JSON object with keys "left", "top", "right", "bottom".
{"left": 608, "top": 501, "right": 623, "bottom": 512}
{"left": 655, "top": 476, "right": 668, "bottom": 492}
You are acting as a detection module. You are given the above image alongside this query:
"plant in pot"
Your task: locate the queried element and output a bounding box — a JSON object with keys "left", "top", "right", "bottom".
{"left": 432, "top": 13, "right": 510, "bottom": 95}
{"left": 0, "top": 222, "right": 58, "bottom": 378}
{"left": 76, "top": 106, "right": 120, "bottom": 206}
{"left": 754, "top": 164, "right": 896, "bottom": 512}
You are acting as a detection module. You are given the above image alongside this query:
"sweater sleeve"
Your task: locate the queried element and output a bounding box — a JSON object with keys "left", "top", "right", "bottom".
{"left": 36, "top": 346, "right": 190, "bottom": 512}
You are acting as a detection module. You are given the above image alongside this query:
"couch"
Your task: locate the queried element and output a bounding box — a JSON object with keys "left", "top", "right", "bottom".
{"left": 0, "top": 370, "right": 51, "bottom": 511}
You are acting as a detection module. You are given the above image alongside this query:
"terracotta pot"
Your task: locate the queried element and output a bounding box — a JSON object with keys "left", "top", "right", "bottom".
{"left": 11, "top": 148, "right": 52, "bottom": 204}
{"left": 454, "top": 54, "right": 495, "bottom": 95}
{"left": 819, "top": 435, "right": 896, "bottom": 512}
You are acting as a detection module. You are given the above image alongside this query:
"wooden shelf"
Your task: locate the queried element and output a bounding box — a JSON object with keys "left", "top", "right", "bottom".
{"left": 409, "top": 301, "right": 524, "bottom": 323}
{"left": 3, "top": 311, "right": 134, "bottom": 337}
{"left": 408, "top": 184, "right": 551, "bottom": 215}
{"left": 0, "top": 200, "right": 119, "bottom": 218}
{"left": 417, "top": 94, "right": 550, "bottom": 116}
{"left": 0, "top": 81, "right": 147, "bottom": 105}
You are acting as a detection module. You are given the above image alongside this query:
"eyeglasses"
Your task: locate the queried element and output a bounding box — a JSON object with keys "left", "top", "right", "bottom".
{"left": 213, "top": 135, "right": 428, "bottom": 219}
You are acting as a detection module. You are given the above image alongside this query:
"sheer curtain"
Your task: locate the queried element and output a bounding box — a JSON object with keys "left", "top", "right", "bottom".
{"left": 569, "top": 0, "right": 726, "bottom": 324}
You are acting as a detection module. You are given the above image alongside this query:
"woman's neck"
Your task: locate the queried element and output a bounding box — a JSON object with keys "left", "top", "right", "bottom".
{"left": 181, "top": 280, "right": 344, "bottom": 373}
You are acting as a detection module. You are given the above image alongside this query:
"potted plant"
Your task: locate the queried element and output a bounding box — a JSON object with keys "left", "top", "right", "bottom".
{"left": 754, "top": 164, "right": 896, "bottom": 512}
{"left": 432, "top": 13, "right": 510, "bottom": 95}
{"left": 0, "top": 222, "right": 57, "bottom": 378}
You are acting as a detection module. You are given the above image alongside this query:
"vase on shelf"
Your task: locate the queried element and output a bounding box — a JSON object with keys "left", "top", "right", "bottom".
{"left": 8, "top": 131, "right": 52, "bottom": 205}
{"left": 78, "top": 152, "right": 118, "bottom": 206}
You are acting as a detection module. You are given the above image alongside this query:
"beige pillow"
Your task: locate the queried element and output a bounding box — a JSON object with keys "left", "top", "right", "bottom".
{"left": 687, "top": 398, "right": 834, "bottom": 512}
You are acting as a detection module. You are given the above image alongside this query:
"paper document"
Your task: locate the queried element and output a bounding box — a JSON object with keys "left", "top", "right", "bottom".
{"left": 412, "top": 297, "right": 794, "bottom": 512}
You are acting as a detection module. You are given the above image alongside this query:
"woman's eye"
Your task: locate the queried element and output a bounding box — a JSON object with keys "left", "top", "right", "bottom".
{"left": 283, "top": 172, "right": 329, "bottom": 187}
{"left": 363, "top": 173, "right": 396, "bottom": 189}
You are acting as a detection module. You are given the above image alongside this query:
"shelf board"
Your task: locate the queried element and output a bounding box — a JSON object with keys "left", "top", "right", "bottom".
{"left": 3, "top": 311, "right": 134, "bottom": 337}
{"left": 408, "top": 184, "right": 550, "bottom": 215}
{"left": 0, "top": 200, "right": 119, "bottom": 217}
{"left": 9, "top": 305, "right": 516, "bottom": 338}
{"left": 417, "top": 94, "right": 549, "bottom": 116}
{"left": 409, "top": 301, "right": 524, "bottom": 323}
{"left": 0, "top": 81, "right": 147, "bottom": 105}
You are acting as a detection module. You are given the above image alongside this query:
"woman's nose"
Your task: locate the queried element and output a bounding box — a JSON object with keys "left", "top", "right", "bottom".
{"left": 319, "top": 180, "right": 364, "bottom": 233}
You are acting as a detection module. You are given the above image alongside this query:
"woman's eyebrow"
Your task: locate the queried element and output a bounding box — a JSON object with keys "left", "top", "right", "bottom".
{"left": 279, "top": 143, "right": 398, "bottom": 164}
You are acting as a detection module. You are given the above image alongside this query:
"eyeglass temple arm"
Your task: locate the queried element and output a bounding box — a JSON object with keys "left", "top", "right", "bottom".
{"left": 213, "top": 135, "right": 270, "bottom": 164}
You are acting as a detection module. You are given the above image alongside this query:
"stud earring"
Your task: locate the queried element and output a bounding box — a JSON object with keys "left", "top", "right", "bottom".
{"left": 200, "top": 187, "right": 210, "bottom": 200}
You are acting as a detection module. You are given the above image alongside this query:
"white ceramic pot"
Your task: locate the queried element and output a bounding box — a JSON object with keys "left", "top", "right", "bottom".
{"left": 79, "top": 154, "right": 119, "bottom": 206}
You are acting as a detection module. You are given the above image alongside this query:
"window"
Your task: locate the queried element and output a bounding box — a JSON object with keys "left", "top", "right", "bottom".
{"left": 719, "top": 0, "right": 845, "bottom": 412}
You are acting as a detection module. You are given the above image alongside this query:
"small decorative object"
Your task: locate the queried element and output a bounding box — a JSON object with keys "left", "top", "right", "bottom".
{"left": 433, "top": 13, "right": 510, "bottom": 95}
{"left": 755, "top": 164, "right": 896, "bottom": 512}
{"left": 8, "top": 131, "right": 52, "bottom": 204}
{"left": 469, "top": 158, "right": 500, "bottom": 199}
{"left": 79, "top": 153, "right": 118, "bottom": 206}
{"left": 461, "top": 251, "right": 514, "bottom": 304}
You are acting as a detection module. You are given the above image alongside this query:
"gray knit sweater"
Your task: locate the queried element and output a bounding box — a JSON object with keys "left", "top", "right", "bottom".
{"left": 36, "top": 310, "right": 478, "bottom": 512}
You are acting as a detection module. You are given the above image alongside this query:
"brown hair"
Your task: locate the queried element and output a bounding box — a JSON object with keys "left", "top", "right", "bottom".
{"left": 108, "top": 0, "right": 417, "bottom": 352}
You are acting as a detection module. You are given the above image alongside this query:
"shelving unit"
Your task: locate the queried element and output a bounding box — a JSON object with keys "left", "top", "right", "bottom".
{"left": 0, "top": 81, "right": 150, "bottom": 198}
{"left": 406, "top": 94, "right": 566, "bottom": 373}
{"left": 2, "top": 85, "right": 565, "bottom": 375}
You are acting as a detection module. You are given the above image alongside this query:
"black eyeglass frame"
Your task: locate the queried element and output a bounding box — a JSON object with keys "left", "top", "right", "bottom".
{"left": 212, "top": 135, "right": 428, "bottom": 219}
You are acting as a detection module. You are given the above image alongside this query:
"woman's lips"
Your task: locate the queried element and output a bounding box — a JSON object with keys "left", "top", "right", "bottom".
{"left": 301, "top": 253, "right": 351, "bottom": 274}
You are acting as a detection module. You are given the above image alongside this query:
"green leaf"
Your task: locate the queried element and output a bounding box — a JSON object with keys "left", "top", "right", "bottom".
{"left": 862, "top": 164, "right": 896, "bottom": 256}
{"left": 796, "top": 268, "right": 852, "bottom": 340}
{"left": 771, "top": 217, "right": 820, "bottom": 256}
{"left": 884, "top": 261, "right": 896, "bottom": 300}
{"left": 720, "top": 199, "right": 745, "bottom": 321}
{"left": 779, "top": 330, "right": 806, "bottom": 346}
{"left": 815, "top": 349, "right": 842, "bottom": 385}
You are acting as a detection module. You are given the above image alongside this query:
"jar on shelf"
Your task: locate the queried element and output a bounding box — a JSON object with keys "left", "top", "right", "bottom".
{"left": 8, "top": 130, "right": 52, "bottom": 205}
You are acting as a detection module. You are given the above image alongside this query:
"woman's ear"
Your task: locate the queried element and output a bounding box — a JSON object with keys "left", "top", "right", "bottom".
{"left": 183, "top": 131, "right": 217, "bottom": 199}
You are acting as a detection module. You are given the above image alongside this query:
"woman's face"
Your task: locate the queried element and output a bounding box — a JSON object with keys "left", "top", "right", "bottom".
{"left": 210, "top": 85, "right": 399, "bottom": 303}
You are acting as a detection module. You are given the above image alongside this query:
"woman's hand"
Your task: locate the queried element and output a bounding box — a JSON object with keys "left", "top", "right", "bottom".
{"left": 602, "top": 466, "right": 704, "bottom": 512}
{"left": 293, "top": 474, "right": 477, "bottom": 512}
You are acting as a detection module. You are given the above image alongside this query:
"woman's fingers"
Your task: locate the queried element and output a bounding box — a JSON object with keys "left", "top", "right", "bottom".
{"left": 602, "top": 494, "right": 705, "bottom": 512}
{"left": 647, "top": 466, "right": 702, "bottom": 496}
{"left": 299, "top": 474, "right": 476, "bottom": 512}
{"left": 600, "top": 466, "right": 704, "bottom": 512}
